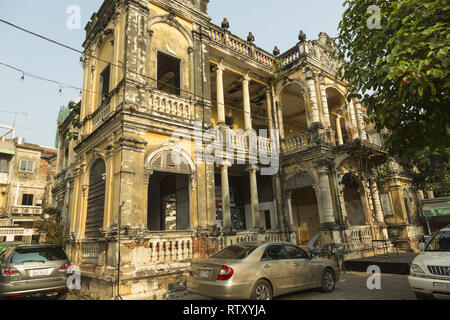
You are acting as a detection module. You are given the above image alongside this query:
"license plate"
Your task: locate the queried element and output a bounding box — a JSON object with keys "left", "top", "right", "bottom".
{"left": 199, "top": 270, "right": 210, "bottom": 278}
{"left": 30, "top": 268, "right": 52, "bottom": 277}
{"left": 434, "top": 282, "right": 450, "bottom": 291}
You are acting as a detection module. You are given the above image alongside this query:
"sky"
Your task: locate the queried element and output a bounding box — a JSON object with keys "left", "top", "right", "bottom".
{"left": 0, "top": 0, "right": 345, "bottom": 148}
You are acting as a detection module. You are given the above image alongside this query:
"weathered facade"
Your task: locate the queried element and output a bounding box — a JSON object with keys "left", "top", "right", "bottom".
{"left": 59, "top": 0, "right": 425, "bottom": 298}
{"left": 0, "top": 138, "right": 57, "bottom": 242}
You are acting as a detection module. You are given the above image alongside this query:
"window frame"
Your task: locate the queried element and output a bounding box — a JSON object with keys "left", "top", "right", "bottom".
{"left": 261, "top": 244, "right": 286, "bottom": 262}
{"left": 99, "top": 64, "right": 111, "bottom": 106}
{"left": 284, "top": 244, "right": 311, "bottom": 260}
{"left": 0, "top": 158, "right": 8, "bottom": 173}
{"left": 19, "top": 160, "right": 34, "bottom": 173}
{"left": 21, "top": 194, "right": 34, "bottom": 206}
{"left": 157, "top": 50, "right": 181, "bottom": 96}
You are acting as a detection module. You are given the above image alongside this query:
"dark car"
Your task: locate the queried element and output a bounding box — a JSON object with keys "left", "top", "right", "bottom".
{"left": 0, "top": 244, "right": 71, "bottom": 299}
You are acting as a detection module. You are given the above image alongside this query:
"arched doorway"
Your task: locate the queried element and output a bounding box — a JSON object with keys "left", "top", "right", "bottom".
{"left": 146, "top": 146, "right": 194, "bottom": 231}
{"left": 286, "top": 169, "right": 321, "bottom": 245}
{"left": 342, "top": 174, "right": 366, "bottom": 226}
{"left": 85, "top": 159, "right": 106, "bottom": 239}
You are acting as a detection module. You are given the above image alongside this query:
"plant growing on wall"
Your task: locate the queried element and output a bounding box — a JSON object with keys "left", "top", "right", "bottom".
{"left": 33, "top": 207, "right": 65, "bottom": 244}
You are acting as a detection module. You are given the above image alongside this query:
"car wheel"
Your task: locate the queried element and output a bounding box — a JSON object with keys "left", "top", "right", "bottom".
{"left": 251, "top": 280, "right": 272, "bottom": 300}
{"left": 415, "top": 292, "right": 434, "bottom": 300}
{"left": 321, "top": 268, "right": 336, "bottom": 293}
{"left": 53, "top": 290, "right": 69, "bottom": 300}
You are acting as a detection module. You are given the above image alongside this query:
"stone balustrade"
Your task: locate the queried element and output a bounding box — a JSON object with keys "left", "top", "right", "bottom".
{"left": 147, "top": 234, "right": 193, "bottom": 264}
{"left": 81, "top": 241, "right": 101, "bottom": 265}
{"left": 279, "top": 46, "right": 301, "bottom": 68}
{"left": 92, "top": 103, "right": 112, "bottom": 131}
{"left": 209, "top": 25, "right": 275, "bottom": 69}
{"left": 222, "top": 128, "right": 273, "bottom": 157}
{"left": 217, "top": 230, "right": 283, "bottom": 251}
{"left": 346, "top": 226, "right": 374, "bottom": 248}
{"left": 149, "top": 90, "right": 194, "bottom": 121}
{"left": 281, "top": 131, "right": 311, "bottom": 154}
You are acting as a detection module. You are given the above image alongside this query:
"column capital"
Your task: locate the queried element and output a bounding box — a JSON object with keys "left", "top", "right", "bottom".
{"left": 214, "top": 60, "right": 226, "bottom": 73}
{"left": 241, "top": 73, "right": 251, "bottom": 85}
{"left": 246, "top": 164, "right": 259, "bottom": 173}
{"left": 314, "top": 159, "right": 332, "bottom": 173}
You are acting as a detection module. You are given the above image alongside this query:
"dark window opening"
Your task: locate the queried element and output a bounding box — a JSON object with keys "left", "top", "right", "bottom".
{"left": 22, "top": 194, "right": 34, "bottom": 206}
{"left": 157, "top": 51, "right": 181, "bottom": 96}
{"left": 225, "top": 116, "right": 234, "bottom": 128}
{"left": 0, "top": 159, "right": 8, "bottom": 173}
{"left": 64, "top": 147, "right": 69, "bottom": 168}
{"left": 100, "top": 65, "right": 111, "bottom": 105}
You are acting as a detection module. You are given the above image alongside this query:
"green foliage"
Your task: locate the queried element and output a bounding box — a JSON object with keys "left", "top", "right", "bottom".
{"left": 65, "top": 100, "right": 81, "bottom": 141}
{"left": 337, "top": 0, "right": 450, "bottom": 189}
{"left": 33, "top": 207, "right": 65, "bottom": 244}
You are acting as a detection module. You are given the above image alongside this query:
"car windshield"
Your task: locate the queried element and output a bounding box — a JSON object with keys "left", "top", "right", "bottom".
{"left": 210, "top": 244, "right": 258, "bottom": 260}
{"left": 11, "top": 247, "right": 67, "bottom": 263}
{"left": 425, "top": 231, "right": 450, "bottom": 252}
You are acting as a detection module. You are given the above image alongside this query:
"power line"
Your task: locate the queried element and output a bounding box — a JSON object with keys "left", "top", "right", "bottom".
{"left": 0, "top": 18, "right": 272, "bottom": 118}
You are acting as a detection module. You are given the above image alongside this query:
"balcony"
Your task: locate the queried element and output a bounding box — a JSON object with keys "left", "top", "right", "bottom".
{"left": 281, "top": 131, "right": 311, "bottom": 155}
{"left": 147, "top": 90, "right": 195, "bottom": 121}
{"left": 11, "top": 205, "right": 43, "bottom": 216}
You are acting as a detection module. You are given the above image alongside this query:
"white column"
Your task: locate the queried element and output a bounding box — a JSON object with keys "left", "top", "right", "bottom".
{"left": 427, "top": 190, "right": 435, "bottom": 199}
{"left": 216, "top": 62, "right": 226, "bottom": 124}
{"left": 348, "top": 100, "right": 359, "bottom": 139}
{"left": 242, "top": 73, "right": 252, "bottom": 130}
{"left": 248, "top": 164, "right": 260, "bottom": 230}
{"left": 320, "top": 80, "right": 331, "bottom": 127}
{"left": 370, "top": 180, "right": 384, "bottom": 224}
{"left": 221, "top": 163, "right": 231, "bottom": 232}
{"left": 265, "top": 89, "right": 274, "bottom": 137}
{"left": 306, "top": 75, "right": 320, "bottom": 124}
{"left": 354, "top": 100, "right": 367, "bottom": 140}
{"left": 335, "top": 114, "right": 344, "bottom": 145}
{"left": 317, "top": 165, "right": 336, "bottom": 224}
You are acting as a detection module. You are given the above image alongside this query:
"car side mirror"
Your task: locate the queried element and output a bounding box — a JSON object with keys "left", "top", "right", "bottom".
{"left": 418, "top": 243, "right": 426, "bottom": 251}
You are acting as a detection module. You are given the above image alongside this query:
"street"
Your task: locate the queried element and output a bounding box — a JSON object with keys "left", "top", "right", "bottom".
{"left": 168, "top": 272, "right": 417, "bottom": 301}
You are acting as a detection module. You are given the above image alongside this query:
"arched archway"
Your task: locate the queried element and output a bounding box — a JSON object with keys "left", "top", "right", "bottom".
{"left": 279, "top": 82, "right": 308, "bottom": 138}
{"left": 342, "top": 173, "right": 366, "bottom": 226}
{"left": 285, "top": 168, "right": 321, "bottom": 245}
{"left": 325, "top": 87, "right": 349, "bottom": 144}
{"left": 85, "top": 158, "right": 106, "bottom": 239}
{"left": 145, "top": 145, "right": 195, "bottom": 231}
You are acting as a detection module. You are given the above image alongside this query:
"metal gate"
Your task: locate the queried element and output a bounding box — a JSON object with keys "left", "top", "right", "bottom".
{"left": 85, "top": 159, "right": 106, "bottom": 239}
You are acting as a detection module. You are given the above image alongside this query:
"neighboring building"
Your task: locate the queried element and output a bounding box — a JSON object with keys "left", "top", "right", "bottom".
{"left": 0, "top": 137, "right": 58, "bottom": 243}
{"left": 59, "top": 0, "right": 424, "bottom": 298}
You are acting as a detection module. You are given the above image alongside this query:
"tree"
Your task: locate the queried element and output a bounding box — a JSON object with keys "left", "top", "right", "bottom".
{"left": 336, "top": 0, "right": 449, "bottom": 192}
{"left": 33, "top": 207, "right": 65, "bottom": 244}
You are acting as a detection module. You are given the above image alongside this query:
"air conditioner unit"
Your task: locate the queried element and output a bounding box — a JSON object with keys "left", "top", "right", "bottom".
{"left": 1, "top": 187, "right": 6, "bottom": 194}
{"left": 35, "top": 200, "right": 43, "bottom": 206}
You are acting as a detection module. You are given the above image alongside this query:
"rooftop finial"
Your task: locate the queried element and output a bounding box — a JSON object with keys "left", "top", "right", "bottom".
{"left": 221, "top": 18, "right": 230, "bottom": 30}
{"left": 298, "top": 30, "right": 307, "bottom": 43}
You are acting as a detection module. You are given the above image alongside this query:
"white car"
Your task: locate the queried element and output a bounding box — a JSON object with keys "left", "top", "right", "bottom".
{"left": 408, "top": 226, "right": 450, "bottom": 300}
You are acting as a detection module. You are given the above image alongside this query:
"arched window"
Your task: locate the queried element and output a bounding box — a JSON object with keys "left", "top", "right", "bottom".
{"left": 85, "top": 159, "right": 106, "bottom": 239}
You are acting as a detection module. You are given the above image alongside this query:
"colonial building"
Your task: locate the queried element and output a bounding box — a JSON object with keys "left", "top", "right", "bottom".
{"left": 60, "top": 0, "right": 424, "bottom": 298}
{"left": 0, "top": 137, "right": 57, "bottom": 242}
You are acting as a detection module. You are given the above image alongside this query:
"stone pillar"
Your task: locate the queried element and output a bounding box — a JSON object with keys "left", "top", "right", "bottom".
{"left": 315, "top": 162, "right": 336, "bottom": 225}
{"left": 220, "top": 162, "right": 232, "bottom": 232}
{"left": 306, "top": 72, "right": 321, "bottom": 124}
{"left": 354, "top": 100, "right": 367, "bottom": 140}
{"left": 427, "top": 190, "right": 435, "bottom": 199}
{"left": 216, "top": 62, "right": 226, "bottom": 124}
{"left": 242, "top": 73, "right": 252, "bottom": 131}
{"left": 277, "top": 101, "right": 285, "bottom": 139}
{"left": 370, "top": 179, "right": 385, "bottom": 224}
{"left": 248, "top": 164, "right": 260, "bottom": 230}
{"left": 347, "top": 100, "right": 359, "bottom": 139}
{"left": 319, "top": 77, "right": 331, "bottom": 127}
{"left": 335, "top": 114, "right": 344, "bottom": 145}
{"left": 417, "top": 190, "right": 425, "bottom": 201}
{"left": 265, "top": 89, "right": 274, "bottom": 137}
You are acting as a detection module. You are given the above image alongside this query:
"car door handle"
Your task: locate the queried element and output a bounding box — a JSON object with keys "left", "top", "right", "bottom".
{"left": 264, "top": 264, "right": 272, "bottom": 269}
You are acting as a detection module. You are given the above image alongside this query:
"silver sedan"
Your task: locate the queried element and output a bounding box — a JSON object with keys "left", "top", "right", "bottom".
{"left": 187, "top": 241, "right": 339, "bottom": 300}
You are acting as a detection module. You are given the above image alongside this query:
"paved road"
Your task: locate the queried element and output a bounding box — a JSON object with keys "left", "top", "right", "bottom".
{"left": 172, "top": 272, "right": 417, "bottom": 301}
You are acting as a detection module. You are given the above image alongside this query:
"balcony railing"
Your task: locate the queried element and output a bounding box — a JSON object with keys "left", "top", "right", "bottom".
{"left": 281, "top": 131, "right": 311, "bottom": 154}
{"left": 92, "top": 103, "right": 112, "bottom": 131}
{"left": 220, "top": 128, "right": 273, "bottom": 158}
{"left": 346, "top": 225, "right": 374, "bottom": 249}
{"left": 209, "top": 25, "right": 275, "bottom": 69}
{"left": 11, "top": 206, "right": 43, "bottom": 216}
{"left": 148, "top": 90, "right": 195, "bottom": 121}
{"left": 217, "top": 230, "right": 283, "bottom": 251}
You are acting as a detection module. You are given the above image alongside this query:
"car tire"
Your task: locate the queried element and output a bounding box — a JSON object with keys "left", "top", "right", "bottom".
{"left": 415, "top": 292, "right": 434, "bottom": 300}
{"left": 251, "top": 280, "right": 272, "bottom": 301}
{"left": 54, "top": 290, "right": 69, "bottom": 300}
{"left": 320, "top": 268, "right": 336, "bottom": 293}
